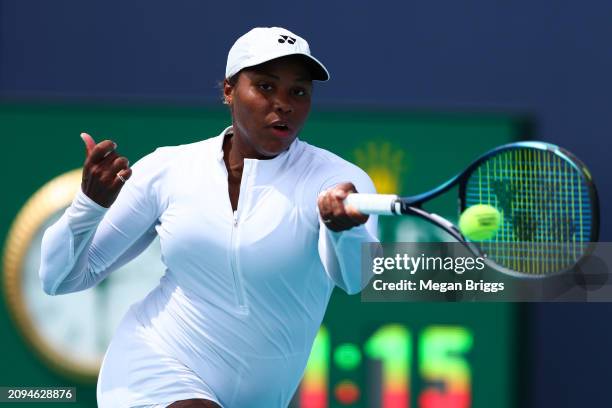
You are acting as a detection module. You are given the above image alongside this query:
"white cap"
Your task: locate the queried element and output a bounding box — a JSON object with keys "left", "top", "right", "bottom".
{"left": 225, "top": 27, "right": 330, "bottom": 81}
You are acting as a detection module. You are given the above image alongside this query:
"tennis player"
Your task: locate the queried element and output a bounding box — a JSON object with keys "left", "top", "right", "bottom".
{"left": 39, "top": 27, "right": 378, "bottom": 407}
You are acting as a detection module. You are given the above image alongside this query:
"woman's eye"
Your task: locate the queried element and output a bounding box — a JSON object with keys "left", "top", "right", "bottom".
{"left": 258, "top": 83, "right": 273, "bottom": 91}
{"left": 293, "top": 88, "right": 308, "bottom": 97}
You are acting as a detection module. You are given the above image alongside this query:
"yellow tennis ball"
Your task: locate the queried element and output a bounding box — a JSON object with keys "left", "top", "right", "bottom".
{"left": 459, "top": 204, "right": 502, "bottom": 241}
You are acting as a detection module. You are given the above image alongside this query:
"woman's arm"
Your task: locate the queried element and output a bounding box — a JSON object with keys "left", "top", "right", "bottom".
{"left": 39, "top": 134, "right": 166, "bottom": 295}
{"left": 317, "top": 167, "right": 379, "bottom": 295}
{"left": 39, "top": 189, "right": 158, "bottom": 295}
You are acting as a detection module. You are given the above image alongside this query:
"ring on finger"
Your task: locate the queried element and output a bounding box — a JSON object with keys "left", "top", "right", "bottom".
{"left": 116, "top": 173, "right": 127, "bottom": 183}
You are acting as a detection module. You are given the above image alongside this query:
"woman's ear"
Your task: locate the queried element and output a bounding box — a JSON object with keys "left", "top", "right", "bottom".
{"left": 223, "top": 79, "right": 233, "bottom": 106}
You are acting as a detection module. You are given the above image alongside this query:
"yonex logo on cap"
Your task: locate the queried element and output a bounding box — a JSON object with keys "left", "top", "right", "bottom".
{"left": 278, "top": 35, "right": 296, "bottom": 44}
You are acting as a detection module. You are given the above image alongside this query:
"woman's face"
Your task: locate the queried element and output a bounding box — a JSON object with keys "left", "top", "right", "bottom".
{"left": 225, "top": 56, "right": 313, "bottom": 159}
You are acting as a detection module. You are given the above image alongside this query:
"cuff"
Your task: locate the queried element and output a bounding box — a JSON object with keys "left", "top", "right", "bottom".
{"left": 65, "top": 189, "right": 108, "bottom": 231}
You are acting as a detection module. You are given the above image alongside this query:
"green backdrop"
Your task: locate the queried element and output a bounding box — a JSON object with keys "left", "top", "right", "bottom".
{"left": 0, "top": 104, "right": 526, "bottom": 407}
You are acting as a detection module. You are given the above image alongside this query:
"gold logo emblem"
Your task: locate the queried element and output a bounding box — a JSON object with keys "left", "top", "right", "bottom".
{"left": 353, "top": 141, "right": 406, "bottom": 194}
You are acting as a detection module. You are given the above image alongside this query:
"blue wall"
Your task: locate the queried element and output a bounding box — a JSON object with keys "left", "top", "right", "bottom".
{"left": 2, "top": 1, "right": 610, "bottom": 233}
{"left": 2, "top": 1, "right": 611, "bottom": 406}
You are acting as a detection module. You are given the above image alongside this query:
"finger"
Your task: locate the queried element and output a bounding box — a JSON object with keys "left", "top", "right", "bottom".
{"left": 319, "top": 188, "right": 359, "bottom": 231}
{"left": 86, "top": 151, "right": 119, "bottom": 180}
{"left": 345, "top": 205, "right": 369, "bottom": 224}
{"left": 332, "top": 188, "right": 367, "bottom": 229}
{"left": 329, "top": 183, "right": 356, "bottom": 213}
{"left": 103, "top": 156, "right": 129, "bottom": 187}
{"left": 335, "top": 182, "right": 357, "bottom": 196}
{"left": 111, "top": 167, "right": 132, "bottom": 189}
{"left": 88, "top": 140, "right": 117, "bottom": 164}
{"left": 118, "top": 167, "right": 132, "bottom": 180}
{"left": 317, "top": 193, "right": 325, "bottom": 216}
{"left": 330, "top": 188, "right": 349, "bottom": 219}
{"left": 318, "top": 190, "right": 332, "bottom": 220}
{"left": 326, "top": 191, "right": 355, "bottom": 230}
{"left": 334, "top": 183, "right": 365, "bottom": 222}
{"left": 97, "top": 150, "right": 119, "bottom": 168}
{"left": 324, "top": 189, "right": 338, "bottom": 218}
{"left": 80, "top": 132, "right": 97, "bottom": 156}
{"left": 110, "top": 156, "right": 130, "bottom": 174}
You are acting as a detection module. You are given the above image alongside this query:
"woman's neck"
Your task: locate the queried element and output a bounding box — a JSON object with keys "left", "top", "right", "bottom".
{"left": 222, "top": 133, "right": 244, "bottom": 182}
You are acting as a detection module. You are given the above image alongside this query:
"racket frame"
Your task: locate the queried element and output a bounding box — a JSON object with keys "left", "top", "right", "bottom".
{"left": 390, "top": 141, "right": 600, "bottom": 277}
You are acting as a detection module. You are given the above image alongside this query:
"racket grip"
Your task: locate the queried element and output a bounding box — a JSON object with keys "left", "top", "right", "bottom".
{"left": 344, "top": 194, "right": 401, "bottom": 215}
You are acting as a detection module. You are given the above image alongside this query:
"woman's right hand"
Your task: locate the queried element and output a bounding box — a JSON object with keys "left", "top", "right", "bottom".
{"left": 80, "top": 132, "right": 132, "bottom": 208}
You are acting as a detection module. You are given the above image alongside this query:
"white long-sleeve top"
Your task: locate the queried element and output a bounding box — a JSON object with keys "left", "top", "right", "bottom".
{"left": 39, "top": 127, "right": 378, "bottom": 408}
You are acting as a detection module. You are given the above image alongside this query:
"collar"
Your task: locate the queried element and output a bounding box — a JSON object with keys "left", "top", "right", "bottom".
{"left": 214, "top": 126, "right": 301, "bottom": 175}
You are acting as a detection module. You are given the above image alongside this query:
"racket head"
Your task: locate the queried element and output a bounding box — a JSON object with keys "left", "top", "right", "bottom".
{"left": 458, "top": 141, "right": 599, "bottom": 278}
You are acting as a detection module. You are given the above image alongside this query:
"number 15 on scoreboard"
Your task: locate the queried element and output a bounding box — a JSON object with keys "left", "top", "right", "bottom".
{"left": 295, "top": 325, "right": 473, "bottom": 408}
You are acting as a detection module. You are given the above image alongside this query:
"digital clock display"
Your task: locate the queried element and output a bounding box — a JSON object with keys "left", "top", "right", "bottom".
{"left": 298, "top": 324, "right": 472, "bottom": 408}
{"left": 290, "top": 293, "right": 516, "bottom": 408}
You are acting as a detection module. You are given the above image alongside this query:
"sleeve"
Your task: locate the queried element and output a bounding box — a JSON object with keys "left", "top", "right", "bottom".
{"left": 317, "top": 162, "right": 380, "bottom": 295}
{"left": 38, "top": 148, "right": 169, "bottom": 295}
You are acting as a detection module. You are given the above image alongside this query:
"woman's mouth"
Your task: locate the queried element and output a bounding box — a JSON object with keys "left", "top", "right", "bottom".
{"left": 269, "top": 123, "right": 292, "bottom": 137}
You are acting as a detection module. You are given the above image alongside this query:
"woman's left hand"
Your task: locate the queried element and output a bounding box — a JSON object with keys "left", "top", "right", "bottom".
{"left": 318, "top": 182, "right": 369, "bottom": 232}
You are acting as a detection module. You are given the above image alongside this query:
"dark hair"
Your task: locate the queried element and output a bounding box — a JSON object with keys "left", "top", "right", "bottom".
{"left": 217, "top": 73, "right": 240, "bottom": 105}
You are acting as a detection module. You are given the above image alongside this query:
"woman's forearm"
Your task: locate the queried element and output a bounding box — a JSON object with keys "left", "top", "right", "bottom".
{"left": 39, "top": 190, "right": 108, "bottom": 295}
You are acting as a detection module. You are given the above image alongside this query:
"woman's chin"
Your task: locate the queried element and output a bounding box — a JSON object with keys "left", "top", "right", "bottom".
{"left": 258, "top": 136, "right": 296, "bottom": 158}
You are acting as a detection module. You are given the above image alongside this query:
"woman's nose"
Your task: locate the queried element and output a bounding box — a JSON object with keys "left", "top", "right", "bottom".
{"left": 274, "top": 93, "right": 293, "bottom": 114}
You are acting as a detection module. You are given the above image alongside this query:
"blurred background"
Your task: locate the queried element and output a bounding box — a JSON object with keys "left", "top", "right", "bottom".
{"left": 1, "top": 1, "right": 611, "bottom": 407}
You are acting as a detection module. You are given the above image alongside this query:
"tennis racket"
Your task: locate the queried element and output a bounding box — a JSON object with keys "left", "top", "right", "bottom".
{"left": 345, "top": 141, "right": 599, "bottom": 278}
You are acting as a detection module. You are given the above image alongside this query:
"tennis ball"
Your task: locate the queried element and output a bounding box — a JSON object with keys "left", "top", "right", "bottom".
{"left": 459, "top": 204, "right": 502, "bottom": 241}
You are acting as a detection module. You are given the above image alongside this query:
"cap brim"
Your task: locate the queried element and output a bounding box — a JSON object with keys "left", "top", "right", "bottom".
{"left": 291, "top": 53, "right": 330, "bottom": 81}
{"left": 231, "top": 53, "right": 330, "bottom": 82}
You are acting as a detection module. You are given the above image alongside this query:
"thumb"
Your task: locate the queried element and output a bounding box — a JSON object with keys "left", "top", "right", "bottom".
{"left": 80, "top": 132, "right": 96, "bottom": 156}
{"left": 333, "top": 182, "right": 356, "bottom": 199}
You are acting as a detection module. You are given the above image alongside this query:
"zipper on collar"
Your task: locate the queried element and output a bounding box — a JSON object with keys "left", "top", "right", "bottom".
{"left": 230, "top": 209, "right": 248, "bottom": 315}
{"left": 229, "top": 160, "right": 253, "bottom": 316}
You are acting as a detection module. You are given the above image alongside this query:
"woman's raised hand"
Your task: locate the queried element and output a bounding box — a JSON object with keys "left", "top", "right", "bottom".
{"left": 80, "top": 132, "right": 132, "bottom": 208}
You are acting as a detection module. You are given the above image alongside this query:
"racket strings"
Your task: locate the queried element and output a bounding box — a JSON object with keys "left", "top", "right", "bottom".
{"left": 464, "top": 148, "right": 592, "bottom": 275}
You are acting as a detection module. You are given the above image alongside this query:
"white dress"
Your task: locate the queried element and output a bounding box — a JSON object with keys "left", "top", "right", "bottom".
{"left": 39, "top": 127, "right": 378, "bottom": 407}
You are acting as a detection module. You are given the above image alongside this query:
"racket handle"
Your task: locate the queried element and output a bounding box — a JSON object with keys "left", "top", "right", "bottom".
{"left": 344, "top": 194, "right": 401, "bottom": 215}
